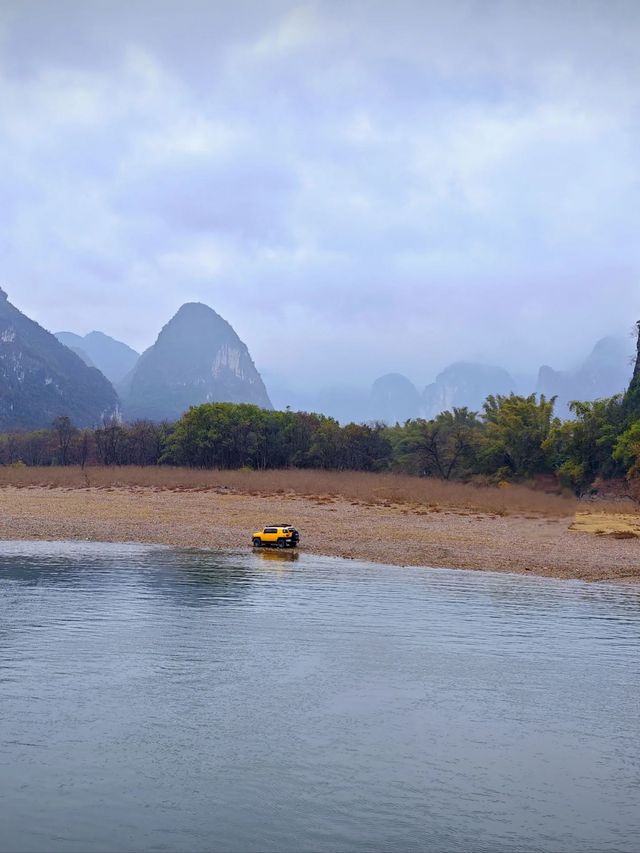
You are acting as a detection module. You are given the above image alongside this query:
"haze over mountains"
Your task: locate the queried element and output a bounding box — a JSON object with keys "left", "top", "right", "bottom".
{"left": 0, "top": 289, "right": 633, "bottom": 430}
{"left": 535, "top": 335, "right": 635, "bottom": 418}
{"left": 269, "top": 335, "right": 635, "bottom": 424}
{"left": 55, "top": 331, "right": 139, "bottom": 385}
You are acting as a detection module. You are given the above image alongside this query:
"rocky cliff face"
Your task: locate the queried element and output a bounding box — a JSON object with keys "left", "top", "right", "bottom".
{"left": 119, "top": 302, "right": 272, "bottom": 421}
{"left": 633, "top": 322, "right": 640, "bottom": 386}
{"left": 56, "top": 330, "right": 139, "bottom": 384}
{"left": 0, "top": 289, "right": 119, "bottom": 429}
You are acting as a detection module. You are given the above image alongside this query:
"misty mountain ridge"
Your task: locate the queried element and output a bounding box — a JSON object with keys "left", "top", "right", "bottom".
{"left": 55, "top": 330, "right": 139, "bottom": 384}
{"left": 0, "top": 289, "right": 119, "bottom": 430}
{"left": 536, "top": 333, "right": 634, "bottom": 418}
{"left": 268, "top": 364, "right": 515, "bottom": 425}
{"left": 371, "top": 373, "right": 422, "bottom": 424}
{"left": 119, "top": 302, "right": 272, "bottom": 421}
{"left": 1, "top": 288, "right": 631, "bottom": 429}
{"left": 269, "top": 333, "right": 632, "bottom": 425}
{"left": 421, "top": 362, "right": 517, "bottom": 420}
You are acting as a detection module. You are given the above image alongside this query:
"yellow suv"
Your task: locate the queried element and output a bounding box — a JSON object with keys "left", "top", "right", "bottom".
{"left": 252, "top": 525, "right": 300, "bottom": 549}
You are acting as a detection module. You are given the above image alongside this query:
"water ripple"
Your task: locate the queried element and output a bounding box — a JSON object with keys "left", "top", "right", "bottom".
{"left": 1, "top": 541, "right": 639, "bottom": 853}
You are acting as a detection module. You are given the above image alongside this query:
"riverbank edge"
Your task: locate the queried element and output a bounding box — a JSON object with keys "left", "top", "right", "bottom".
{"left": 0, "top": 484, "right": 638, "bottom": 583}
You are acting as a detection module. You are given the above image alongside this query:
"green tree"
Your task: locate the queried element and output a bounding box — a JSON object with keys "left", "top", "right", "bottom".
{"left": 397, "top": 408, "right": 480, "bottom": 479}
{"left": 340, "top": 422, "right": 392, "bottom": 471}
{"left": 478, "top": 394, "right": 557, "bottom": 478}
{"left": 545, "top": 396, "right": 626, "bottom": 492}
{"left": 613, "top": 420, "right": 640, "bottom": 477}
{"left": 307, "top": 418, "right": 343, "bottom": 469}
{"left": 162, "top": 403, "right": 298, "bottom": 469}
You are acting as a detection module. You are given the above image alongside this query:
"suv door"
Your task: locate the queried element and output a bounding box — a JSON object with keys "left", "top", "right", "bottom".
{"left": 262, "top": 527, "right": 278, "bottom": 544}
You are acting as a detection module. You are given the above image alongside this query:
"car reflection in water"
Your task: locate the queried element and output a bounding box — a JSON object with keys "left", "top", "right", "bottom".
{"left": 253, "top": 547, "right": 300, "bottom": 564}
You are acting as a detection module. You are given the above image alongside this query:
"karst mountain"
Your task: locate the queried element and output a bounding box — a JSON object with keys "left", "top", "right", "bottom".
{"left": 0, "top": 289, "right": 118, "bottom": 429}
{"left": 119, "top": 302, "right": 272, "bottom": 421}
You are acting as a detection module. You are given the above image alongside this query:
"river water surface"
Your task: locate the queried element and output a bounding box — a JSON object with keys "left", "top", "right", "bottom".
{"left": 1, "top": 541, "right": 639, "bottom": 852}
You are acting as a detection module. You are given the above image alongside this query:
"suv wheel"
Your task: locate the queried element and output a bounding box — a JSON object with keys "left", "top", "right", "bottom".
{"left": 277, "top": 538, "right": 286, "bottom": 549}
{"left": 252, "top": 537, "right": 262, "bottom": 547}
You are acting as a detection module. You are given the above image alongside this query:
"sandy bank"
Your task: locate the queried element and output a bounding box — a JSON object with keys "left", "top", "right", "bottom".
{"left": 0, "top": 483, "right": 637, "bottom": 582}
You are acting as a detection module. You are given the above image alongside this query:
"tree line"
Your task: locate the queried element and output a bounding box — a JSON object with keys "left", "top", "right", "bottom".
{"left": 1, "top": 372, "right": 640, "bottom": 494}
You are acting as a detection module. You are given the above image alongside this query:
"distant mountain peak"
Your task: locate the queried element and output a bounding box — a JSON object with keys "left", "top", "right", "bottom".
{"left": 370, "top": 373, "right": 421, "bottom": 424}
{"left": 174, "top": 300, "right": 211, "bottom": 315}
{"left": 55, "top": 330, "right": 139, "bottom": 385}
{"left": 536, "top": 333, "right": 634, "bottom": 417}
{"left": 120, "top": 302, "right": 271, "bottom": 421}
{"left": 422, "top": 362, "right": 516, "bottom": 419}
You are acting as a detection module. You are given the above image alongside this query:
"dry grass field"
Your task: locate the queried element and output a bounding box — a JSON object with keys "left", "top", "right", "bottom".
{"left": 0, "top": 466, "right": 637, "bottom": 582}
{"left": 0, "top": 465, "right": 582, "bottom": 515}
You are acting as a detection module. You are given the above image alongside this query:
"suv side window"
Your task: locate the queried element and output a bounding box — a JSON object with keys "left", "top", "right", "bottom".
{"left": 264, "top": 527, "right": 277, "bottom": 534}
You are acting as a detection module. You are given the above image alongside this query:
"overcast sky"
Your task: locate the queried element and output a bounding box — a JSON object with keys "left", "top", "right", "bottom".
{"left": 1, "top": 0, "right": 639, "bottom": 389}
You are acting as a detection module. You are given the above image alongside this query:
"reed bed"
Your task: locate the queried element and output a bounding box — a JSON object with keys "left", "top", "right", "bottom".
{"left": 0, "top": 465, "right": 591, "bottom": 517}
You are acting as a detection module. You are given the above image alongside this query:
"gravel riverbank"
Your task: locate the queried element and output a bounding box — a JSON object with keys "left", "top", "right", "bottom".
{"left": 0, "top": 484, "right": 637, "bottom": 582}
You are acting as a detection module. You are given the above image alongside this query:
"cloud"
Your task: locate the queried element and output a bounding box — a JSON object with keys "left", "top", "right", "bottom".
{"left": 1, "top": 0, "right": 639, "bottom": 388}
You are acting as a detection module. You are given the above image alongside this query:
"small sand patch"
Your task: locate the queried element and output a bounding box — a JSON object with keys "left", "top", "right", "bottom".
{"left": 570, "top": 512, "right": 640, "bottom": 539}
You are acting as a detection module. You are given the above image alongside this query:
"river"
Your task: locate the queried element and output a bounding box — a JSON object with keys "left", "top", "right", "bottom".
{"left": 1, "top": 541, "right": 639, "bottom": 852}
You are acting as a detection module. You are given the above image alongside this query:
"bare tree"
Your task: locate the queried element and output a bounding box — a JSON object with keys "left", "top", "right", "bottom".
{"left": 52, "top": 416, "right": 77, "bottom": 466}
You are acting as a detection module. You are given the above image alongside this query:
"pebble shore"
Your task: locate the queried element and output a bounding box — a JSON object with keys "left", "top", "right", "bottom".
{"left": 0, "top": 484, "right": 638, "bottom": 582}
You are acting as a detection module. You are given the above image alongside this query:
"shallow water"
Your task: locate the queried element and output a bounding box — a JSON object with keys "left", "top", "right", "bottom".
{"left": 1, "top": 541, "right": 639, "bottom": 852}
